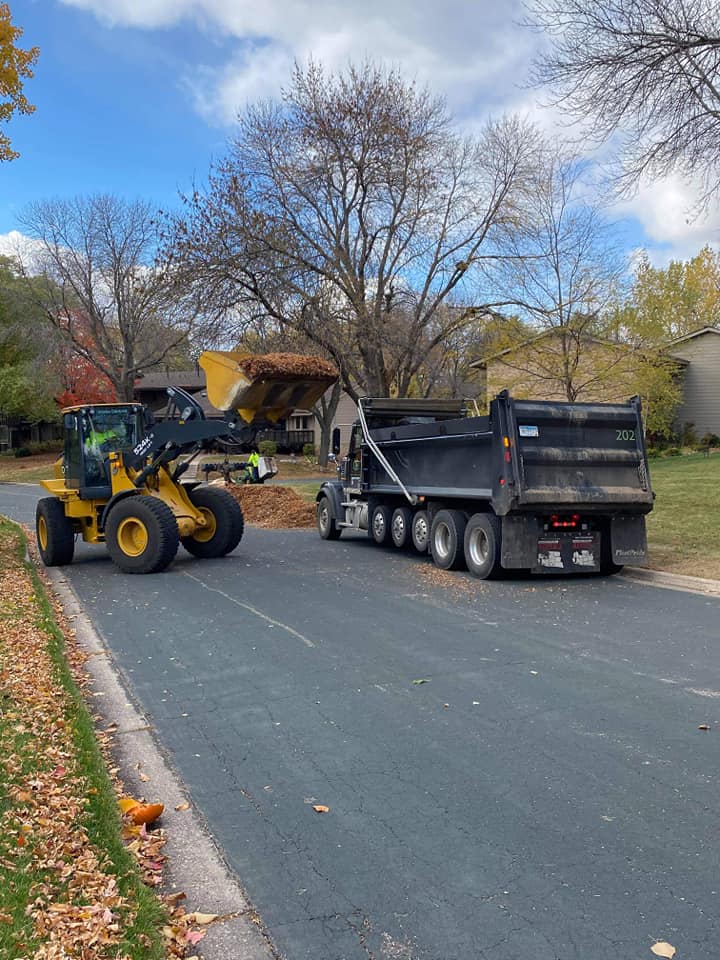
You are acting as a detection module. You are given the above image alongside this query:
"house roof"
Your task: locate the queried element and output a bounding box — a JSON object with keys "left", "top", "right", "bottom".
{"left": 471, "top": 328, "right": 689, "bottom": 368}
{"left": 135, "top": 369, "right": 205, "bottom": 391}
{"left": 668, "top": 326, "right": 720, "bottom": 346}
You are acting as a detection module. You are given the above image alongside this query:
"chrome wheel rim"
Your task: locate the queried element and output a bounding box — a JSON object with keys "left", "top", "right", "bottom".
{"left": 392, "top": 514, "right": 405, "bottom": 540}
{"left": 414, "top": 514, "right": 428, "bottom": 546}
{"left": 373, "top": 512, "right": 386, "bottom": 539}
{"left": 468, "top": 527, "right": 490, "bottom": 567}
{"left": 434, "top": 521, "right": 451, "bottom": 560}
{"left": 318, "top": 502, "right": 330, "bottom": 533}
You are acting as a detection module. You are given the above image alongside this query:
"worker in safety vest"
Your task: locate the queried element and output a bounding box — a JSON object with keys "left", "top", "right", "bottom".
{"left": 247, "top": 447, "right": 260, "bottom": 483}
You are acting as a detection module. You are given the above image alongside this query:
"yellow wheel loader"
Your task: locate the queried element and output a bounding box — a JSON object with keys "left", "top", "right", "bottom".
{"left": 36, "top": 351, "right": 337, "bottom": 574}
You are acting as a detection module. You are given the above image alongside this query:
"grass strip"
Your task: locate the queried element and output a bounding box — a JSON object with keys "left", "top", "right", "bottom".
{"left": 646, "top": 453, "right": 720, "bottom": 579}
{"left": 0, "top": 518, "right": 167, "bottom": 959}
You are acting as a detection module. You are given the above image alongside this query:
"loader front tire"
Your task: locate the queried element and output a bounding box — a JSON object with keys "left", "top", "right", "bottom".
{"left": 106, "top": 497, "right": 179, "bottom": 574}
{"left": 182, "top": 486, "right": 244, "bottom": 558}
{"left": 36, "top": 497, "right": 75, "bottom": 567}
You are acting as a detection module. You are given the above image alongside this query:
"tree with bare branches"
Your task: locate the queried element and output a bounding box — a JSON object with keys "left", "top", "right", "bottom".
{"left": 17, "top": 195, "right": 217, "bottom": 401}
{"left": 169, "top": 60, "right": 542, "bottom": 400}
{"left": 526, "top": 0, "right": 720, "bottom": 203}
{"left": 494, "top": 150, "right": 628, "bottom": 402}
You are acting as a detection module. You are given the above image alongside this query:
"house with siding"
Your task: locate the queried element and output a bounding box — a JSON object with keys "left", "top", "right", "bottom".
{"left": 667, "top": 327, "right": 720, "bottom": 436}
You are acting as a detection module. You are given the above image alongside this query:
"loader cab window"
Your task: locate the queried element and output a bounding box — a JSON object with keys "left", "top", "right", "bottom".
{"left": 73, "top": 406, "right": 143, "bottom": 494}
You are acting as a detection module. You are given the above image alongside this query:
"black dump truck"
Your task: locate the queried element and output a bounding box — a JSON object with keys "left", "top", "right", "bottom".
{"left": 316, "top": 392, "right": 654, "bottom": 578}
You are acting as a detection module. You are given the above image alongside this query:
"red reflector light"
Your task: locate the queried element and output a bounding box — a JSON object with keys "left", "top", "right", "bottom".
{"left": 499, "top": 477, "right": 505, "bottom": 485}
{"left": 550, "top": 513, "right": 581, "bottom": 529}
{"left": 504, "top": 451, "right": 511, "bottom": 462}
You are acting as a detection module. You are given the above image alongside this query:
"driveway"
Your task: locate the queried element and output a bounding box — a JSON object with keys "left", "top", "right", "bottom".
{"left": 2, "top": 483, "right": 720, "bottom": 959}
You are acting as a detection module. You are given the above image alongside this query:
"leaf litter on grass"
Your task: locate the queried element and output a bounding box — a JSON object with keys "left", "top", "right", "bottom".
{"left": 0, "top": 522, "right": 214, "bottom": 958}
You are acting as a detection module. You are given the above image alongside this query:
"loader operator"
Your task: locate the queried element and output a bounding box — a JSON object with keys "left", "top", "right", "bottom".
{"left": 83, "top": 420, "right": 124, "bottom": 483}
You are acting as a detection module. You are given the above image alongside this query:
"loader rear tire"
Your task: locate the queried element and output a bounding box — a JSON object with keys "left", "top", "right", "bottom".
{"left": 106, "top": 497, "right": 179, "bottom": 574}
{"left": 317, "top": 496, "right": 341, "bottom": 540}
{"left": 36, "top": 497, "right": 75, "bottom": 567}
{"left": 391, "top": 507, "right": 413, "bottom": 548}
{"left": 182, "top": 486, "right": 244, "bottom": 558}
{"left": 431, "top": 509, "right": 467, "bottom": 571}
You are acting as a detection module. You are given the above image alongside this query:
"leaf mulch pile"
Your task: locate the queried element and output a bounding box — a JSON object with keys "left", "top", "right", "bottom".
{"left": 237, "top": 352, "right": 337, "bottom": 381}
{"left": 0, "top": 523, "right": 210, "bottom": 959}
{"left": 227, "top": 484, "right": 316, "bottom": 529}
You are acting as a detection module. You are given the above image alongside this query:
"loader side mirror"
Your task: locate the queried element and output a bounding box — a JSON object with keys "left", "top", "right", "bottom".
{"left": 332, "top": 427, "right": 341, "bottom": 456}
{"left": 143, "top": 408, "right": 155, "bottom": 430}
{"left": 63, "top": 413, "right": 76, "bottom": 430}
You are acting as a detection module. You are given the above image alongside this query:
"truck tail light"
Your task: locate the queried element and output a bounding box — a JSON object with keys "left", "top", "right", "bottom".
{"left": 550, "top": 513, "right": 581, "bottom": 529}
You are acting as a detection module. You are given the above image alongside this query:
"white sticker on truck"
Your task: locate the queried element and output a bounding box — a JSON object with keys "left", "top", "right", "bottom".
{"left": 519, "top": 425, "right": 539, "bottom": 438}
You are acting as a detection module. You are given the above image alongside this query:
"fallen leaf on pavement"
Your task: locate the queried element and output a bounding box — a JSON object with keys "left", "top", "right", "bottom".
{"left": 698, "top": 724, "right": 710, "bottom": 731}
{"left": 186, "top": 929, "right": 207, "bottom": 946}
{"left": 651, "top": 942, "right": 676, "bottom": 958}
{"left": 313, "top": 804, "right": 330, "bottom": 813}
{"left": 174, "top": 801, "right": 191, "bottom": 811}
{"left": 412, "top": 679, "right": 430, "bottom": 685}
{"left": 186, "top": 912, "right": 218, "bottom": 924}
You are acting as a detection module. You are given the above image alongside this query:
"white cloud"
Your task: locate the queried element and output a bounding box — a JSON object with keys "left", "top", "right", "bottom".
{"left": 60, "top": 0, "right": 535, "bottom": 122}
{"left": 0, "top": 230, "right": 44, "bottom": 268}
{"left": 613, "top": 175, "right": 720, "bottom": 265}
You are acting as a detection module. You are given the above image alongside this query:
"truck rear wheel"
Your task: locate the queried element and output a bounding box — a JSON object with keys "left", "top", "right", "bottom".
{"left": 36, "top": 497, "right": 75, "bottom": 567}
{"left": 106, "top": 497, "right": 180, "bottom": 574}
{"left": 464, "top": 513, "right": 502, "bottom": 579}
{"left": 391, "top": 507, "right": 413, "bottom": 548}
{"left": 411, "top": 510, "right": 430, "bottom": 553}
{"left": 371, "top": 503, "right": 393, "bottom": 545}
{"left": 431, "top": 509, "right": 467, "bottom": 570}
{"left": 182, "top": 486, "right": 244, "bottom": 558}
{"left": 317, "top": 495, "right": 341, "bottom": 540}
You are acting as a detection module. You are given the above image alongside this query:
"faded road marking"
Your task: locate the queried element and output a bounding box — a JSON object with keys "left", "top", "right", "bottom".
{"left": 182, "top": 572, "right": 315, "bottom": 648}
{"left": 685, "top": 687, "right": 720, "bottom": 698}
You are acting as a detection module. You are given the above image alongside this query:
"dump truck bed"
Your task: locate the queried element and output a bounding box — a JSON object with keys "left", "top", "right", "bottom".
{"left": 363, "top": 393, "right": 653, "bottom": 515}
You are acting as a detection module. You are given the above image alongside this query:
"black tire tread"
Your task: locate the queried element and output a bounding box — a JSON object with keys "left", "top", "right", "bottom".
{"left": 431, "top": 509, "right": 467, "bottom": 571}
{"left": 106, "top": 496, "right": 179, "bottom": 574}
{"left": 36, "top": 497, "right": 75, "bottom": 567}
{"left": 317, "top": 496, "right": 342, "bottom": 540}
{"left": 182, "top": 486, "right": 244, "bottom": 558}
{"left": 464, "top": 512, "right": 502, "bottom": 579}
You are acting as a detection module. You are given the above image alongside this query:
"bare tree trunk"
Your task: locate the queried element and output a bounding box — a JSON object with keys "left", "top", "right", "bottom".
{"left": 313, "top": 380, "right": 342, "bottom": 468}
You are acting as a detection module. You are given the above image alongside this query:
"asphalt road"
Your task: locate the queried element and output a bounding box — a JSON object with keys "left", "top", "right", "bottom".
{"left": 3, "top": 483, "right": 720, "bottom": 959}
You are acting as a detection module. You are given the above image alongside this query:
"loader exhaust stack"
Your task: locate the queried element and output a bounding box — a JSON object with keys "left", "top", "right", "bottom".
{"left": 199, "top": 350, "right": 338, "bottom": 423}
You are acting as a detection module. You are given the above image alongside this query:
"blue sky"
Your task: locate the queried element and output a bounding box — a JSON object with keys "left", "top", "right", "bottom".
{"left": 2, "top": 0, "right": 718, "bottom": 263}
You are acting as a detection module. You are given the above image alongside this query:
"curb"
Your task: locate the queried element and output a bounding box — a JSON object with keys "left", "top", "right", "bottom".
{"left": 44, "top": 567, "right": 278, "bottom": 960}
{"left": 621, "top": 566, "right": 720, "bottom": 597}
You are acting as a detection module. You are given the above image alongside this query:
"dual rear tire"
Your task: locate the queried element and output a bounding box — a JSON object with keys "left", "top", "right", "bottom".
{"left": 429, "top": 509, "right": 502, "bottom": 579}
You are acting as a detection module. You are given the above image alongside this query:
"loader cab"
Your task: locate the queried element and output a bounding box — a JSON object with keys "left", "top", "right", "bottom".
{"left": 62, "top": 404, "right": 145, "bottom": 499}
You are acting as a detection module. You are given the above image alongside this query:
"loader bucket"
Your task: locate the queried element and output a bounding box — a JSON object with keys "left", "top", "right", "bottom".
{"left": 199, "top": 350, "right": 338, "bottom": 423}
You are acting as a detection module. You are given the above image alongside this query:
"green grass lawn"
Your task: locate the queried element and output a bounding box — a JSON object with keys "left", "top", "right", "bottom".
{"left": 646, "top": 452, "right": 720, "bottom": 579}
{"left": 0, "top": 453, "right": 57, "bottom": 484}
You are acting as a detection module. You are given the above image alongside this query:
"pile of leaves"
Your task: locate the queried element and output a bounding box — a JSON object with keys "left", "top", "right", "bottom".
{"left": 227, "top": 484, "right": 317, "bottom": 529}
{"left": 237, "top": 352, "right": 337, "bottom": 381}
{"left": 0, "top": 521, "right": 207, "bottom": 958}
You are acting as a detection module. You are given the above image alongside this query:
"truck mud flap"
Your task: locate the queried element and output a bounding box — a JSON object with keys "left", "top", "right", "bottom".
{"left": 533, "top": 532, "right": 600, "bottom": 574}
{"left": 611, "top": 515, "right": 647, "bottom": 566}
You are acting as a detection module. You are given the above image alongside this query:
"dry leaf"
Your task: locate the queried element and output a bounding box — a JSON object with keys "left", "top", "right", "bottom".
{"left": 651, "top": 942, "right": 676, "bottom": 958}
{"left": 312, "top": 804, "right": 330, "bottom": 813}
{"left": 186, "top": 912, "right": 218, "bottom": 925}
{"left": 412, "top": 678, "right": 430, "bottom": 685}
{"left": 138, "top": 772, "right": 150, "bottom": 783}
{"left": 698, "top": 724, "right": 710, "bottom": 731}
{"left": 174, "top": 801, "right": 190, "bottom": 811}
{"left": 186, "top": 929, "right": 206, "bottom": 945}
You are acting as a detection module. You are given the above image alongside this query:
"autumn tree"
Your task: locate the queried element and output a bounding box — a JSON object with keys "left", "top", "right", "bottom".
{"left": 0, "top": 2, "right": 38, "bottom": 161}
{"left": 17, "top": 195, "right": 220, "bottom": 401}
{"left": 0, "top": 256, "right": 58, "bottom": 421}
{"left": 168, "top": 60, "right": 542, "bottom": 401}
{"left": 613, "top": 246, "right": 720, "bottom": 345}
{"left": 526, "top": 0, "right": 720, "bottom": 203}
